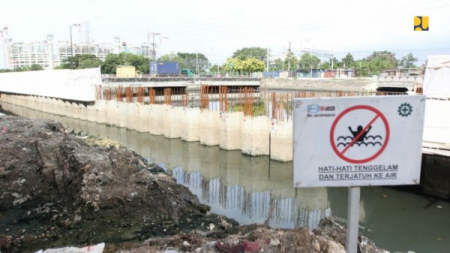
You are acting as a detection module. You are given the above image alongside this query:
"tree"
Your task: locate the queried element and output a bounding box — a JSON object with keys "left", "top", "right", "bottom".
{"left": 61, "top": 54, "right": 103, "bottom": 69}
{"left": 232, "top": 47, "right": 268, "bottom": 62}
{"left": 209, "top": 64, "right": 221, "bottom": 73}
{"left": 319, "top": 61, "right": 331, "bottom": 70}
{"left": 366, "top": 51, "right": 397, "bottom": 68}
{"left": 398, "top": 53, "right": 418, "bottom": 68}
{"left": 298, "top": 53, "right": 320, "bottom": 71}
{"left": 284, "top": 52, "right": 299, "bottom": 71}
{"left": 331, "top": 57, "right": 342, "bottom": 68}
{"left": 222, "top": 57, "right": 265, "bottom": 74}
{"left": 101, "top": 53, "right": 150, "bottom": 74}
{"left": 101, "top": 54, "right": 123, "bottom": 74}
{"left": 30, "top": 64, "right": 43, "bottom": 71}
{"left": 270, "top": 58, "right": 284, "bottom": 71}
{"left": 341, "top": 53, "right": 354, "bottom": 68}
{"left": 176, "top": 52, "right": 209, "bottom": 73}
{"left": 158, "top": 53, "right": 184, "bottom": 64}
{"left": 242, "top": 58, "right": 265, "bottom": 72}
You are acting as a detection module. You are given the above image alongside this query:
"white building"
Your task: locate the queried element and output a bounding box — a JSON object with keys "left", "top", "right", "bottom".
{"left": 58, "top": 41, "right": 113, "bottom": 62}
{"left": 4, "top": 35, "right": 58, "bottom": 69}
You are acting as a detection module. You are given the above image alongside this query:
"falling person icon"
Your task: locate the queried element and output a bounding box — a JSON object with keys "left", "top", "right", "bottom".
{"left": 348, "top": 125, "right": 372, "bottom": 142}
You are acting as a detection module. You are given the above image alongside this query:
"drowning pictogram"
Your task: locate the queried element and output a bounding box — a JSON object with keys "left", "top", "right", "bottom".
{"left": 330, "top": 105, "right": 390, "bottom": 164}
{"left": 336, "top": 125, "right": 383, "bottom": 147}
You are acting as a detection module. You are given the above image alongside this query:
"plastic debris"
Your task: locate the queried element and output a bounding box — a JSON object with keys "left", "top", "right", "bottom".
{"left": 35, "top": 242, "right": 105, "bottom": 253}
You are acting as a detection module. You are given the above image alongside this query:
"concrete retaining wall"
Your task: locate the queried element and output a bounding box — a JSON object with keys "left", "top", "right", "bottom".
{"left": 0, "top": 94, "right": 293, "bottom": 161}
{"left": 0, "top": 68, "right": 100, "bottom": 102}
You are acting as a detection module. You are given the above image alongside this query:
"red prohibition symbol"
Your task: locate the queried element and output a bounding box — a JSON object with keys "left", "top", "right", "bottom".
{"left": 330, "top": 105, "right": 390, "bottom": 164}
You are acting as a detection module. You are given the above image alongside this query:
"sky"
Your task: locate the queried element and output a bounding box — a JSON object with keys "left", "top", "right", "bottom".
{"left": 0, "top": 0, "right": 449, "bottom": 66}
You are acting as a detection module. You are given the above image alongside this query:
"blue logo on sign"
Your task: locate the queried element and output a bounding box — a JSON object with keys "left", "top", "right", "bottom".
{"left": 307, "top": 104, "right": 320, "bottom": 113}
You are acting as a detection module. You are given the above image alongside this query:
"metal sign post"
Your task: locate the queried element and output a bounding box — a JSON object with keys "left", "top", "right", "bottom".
{"left": 346, "top": 186, "right": 360, "bottom": 253}
{"left": 293, "top": 96, "right": 425, "bottom": 253}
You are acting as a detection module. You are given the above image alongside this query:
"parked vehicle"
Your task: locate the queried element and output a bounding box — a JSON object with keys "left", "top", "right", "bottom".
{"left": 181, "top": 69, "right": 195, "bottom": 77}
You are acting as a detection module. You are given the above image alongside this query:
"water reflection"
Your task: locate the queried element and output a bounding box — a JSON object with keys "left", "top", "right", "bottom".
{"left": 3, "top": 102, "right": 450, "bottom": 253}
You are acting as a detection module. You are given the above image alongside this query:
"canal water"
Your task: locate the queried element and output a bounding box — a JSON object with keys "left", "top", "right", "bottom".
{"left": 2, "top": 102, "right": 450, "bottom": 253}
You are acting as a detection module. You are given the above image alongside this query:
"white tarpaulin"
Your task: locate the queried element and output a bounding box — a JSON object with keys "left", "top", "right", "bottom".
{"left": 423, "top": 55, "right": 450, "bottom": 99}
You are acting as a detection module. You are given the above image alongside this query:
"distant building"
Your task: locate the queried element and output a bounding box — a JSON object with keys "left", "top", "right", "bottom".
{"left": 380, "top": 68, "right": 423, "bottom": 77}
{"left": 58, "top": 41, "right": 113, "bottom": 62}
{"left": 1, "top": 32, "right": 150, "bottom": 70}
{"left": 2, "top": 37, "right": 114, "bottom": 70}
{"left": 4, "top": 35, "right": 58, "bottom": 69}
{"left": 116, "top": 65, "right": 136, "bottom": 78}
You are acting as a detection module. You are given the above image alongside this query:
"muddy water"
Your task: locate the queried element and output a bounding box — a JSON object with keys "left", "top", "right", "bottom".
{"left": 2, "top": 102, "right": 450, "bottom": 253}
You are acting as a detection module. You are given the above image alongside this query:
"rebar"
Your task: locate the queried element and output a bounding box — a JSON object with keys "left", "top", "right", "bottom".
{"left": 219, "top": 86, "right": 228, "bottom": 112}
{"left": 164, "top": 88, "right": 172, "bottom": 105}
{"left": 125, "top": 87, "right": 133, "bottom": 103}
{"left": 105, "top": 88, "right": 111, "bottom": 101}
{"left": 137, "top": 87, "right": 145, "bottom": 104}
{"left": 181, "top": 92, "right": 189, "bottom": 107}
{"left": 149, "top": 88, "right": 156, "bottom": 104}
{"left": 200, "top": 85, "right": 210, "bottom": 110}
{"left": 116, "top": 86, "right": 122, "bottom": 102}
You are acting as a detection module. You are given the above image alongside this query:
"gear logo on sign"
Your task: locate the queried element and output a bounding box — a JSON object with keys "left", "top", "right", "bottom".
{"left": 398, "top": 103, "right": 413, "bottom": 117}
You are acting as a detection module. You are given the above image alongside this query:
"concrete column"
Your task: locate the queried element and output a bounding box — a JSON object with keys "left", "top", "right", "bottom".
{"left": 96, "top": 100, "right": 107, "bottom": 125}
{"left": 87, "top": 104, "right": 96, "bottom": 122}
{"left": 219, "top": 111, "right": 243, "bottom": 150}
{"left": 139, "top": 104, "right": 150, "bottom": 133}
{"left": 164, "top": 106, "right": 182, "bottom": 138}
{"left": 241, "top": 116, "right": 270, "bottom": 156}
{"left": 180, "top": 107, "right": 201, "bottom": 142}
{"left": 56, "top": 99, "right": 65, "bottom": 116}
{"left": 106, "top": 100, "right": 119, "bottom": 126}
{"left": 72, "top": 103, "right": 80, "bottom": 119}
{"left": 163, "top": 105, "right": 172, "bottom": 138}
{"left": 199, "top": 110, "right": 220, "bottom": 146}
{"left": 270, "top": 120, "right": 293, "bottom": 162}
{"left": 126, "top": 102, "right": 139, "bottom": 131}
{"left": 153, "top": 104, "right": 164, "bottom": 135}
{"left": 119, "top": 102, "right": 127, "bottom": 128}
{"left": 148, "top": 104, "right": 157, "bottom": 135}
{"left": 79, "top": 104, "right": 88, "bottom": 121}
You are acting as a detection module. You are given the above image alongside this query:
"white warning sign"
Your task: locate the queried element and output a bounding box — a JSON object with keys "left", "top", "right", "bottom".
{"left": 293, "top": 96, "right": 425, "bottom": 187}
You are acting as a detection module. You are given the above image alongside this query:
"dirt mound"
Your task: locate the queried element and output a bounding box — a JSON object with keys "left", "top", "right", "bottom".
{"left": 0, "top": 116, "right": 237, "bottom": 252}
{"left": 0, "top": 116, "right": 388, "bottom": 253}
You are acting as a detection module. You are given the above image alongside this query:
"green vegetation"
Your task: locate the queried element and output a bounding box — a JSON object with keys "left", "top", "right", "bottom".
{"left": 222, "top": 57, "right": 265, "bottom": 74}
{"left": 298, "top": 53, "right": 320, "bottom": 71}
{"left": 158, "top": 52, "right": 209, "bottom": 73}
{"left": 230, "top": 101, "right": 266, "bottom": 117}
{"left": 232, "top": 47, "right": 268, "bottom": 62}
{"left": 102, "top": 53, "right": 149, "bottom": 74}
{"left": 9, "top": 48, "right": 416, "bottom": 78}
{"left": 0, "top": 64, "right": 43, "bottom": 73}
{"left": 59, "top": 54, "right": 103, "bottom": 70}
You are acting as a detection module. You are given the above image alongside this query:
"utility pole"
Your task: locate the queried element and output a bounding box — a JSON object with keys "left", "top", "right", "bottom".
{"left": 148, "top": 32, "right": 160, "bottom": 61}
{"left": 288, "top": 41, "right": 291, "bottom": 77}
{"left": 266, "top": 48, "right": 269, "bottom": 72}
{"left": 0, "top": 27, "right": 9, "bottom": 69}
{"left": 159, "top": 36, "right": 168, "bottom": 59}
{"left": 196, "top": 52, "right": 199, "bottom": 75}
{"left": 70, "top": 24, "right": 80, "bottom": 69}
{"left": 310, "top": 47, "right": 313, "bottom": 78}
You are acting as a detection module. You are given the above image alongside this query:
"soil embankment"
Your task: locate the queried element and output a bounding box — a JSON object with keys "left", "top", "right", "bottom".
{"left": 0, "top": 115, "right": 388, "bottom": 253}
